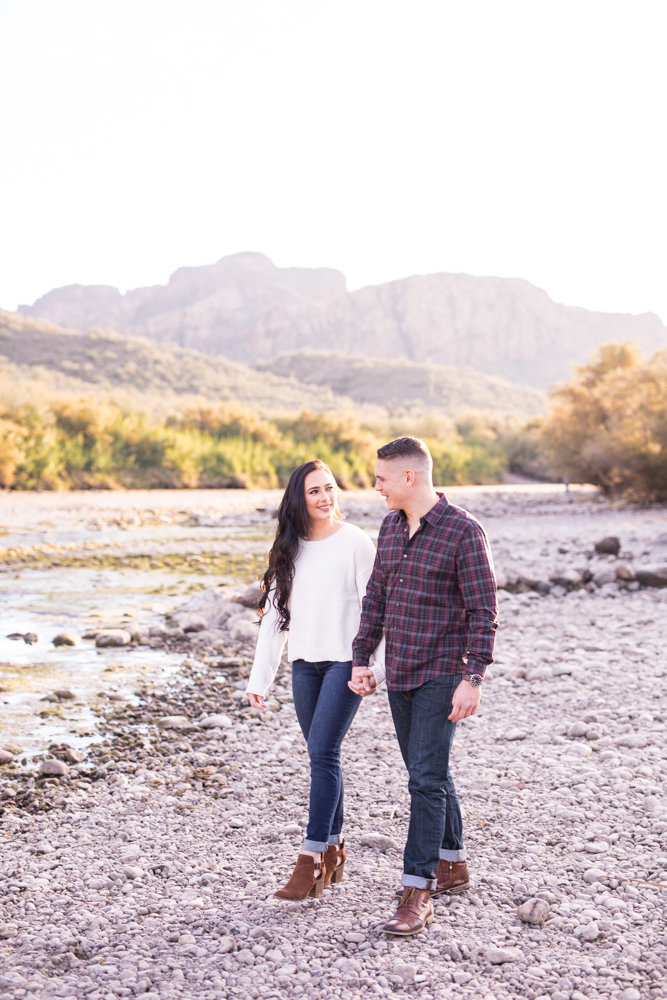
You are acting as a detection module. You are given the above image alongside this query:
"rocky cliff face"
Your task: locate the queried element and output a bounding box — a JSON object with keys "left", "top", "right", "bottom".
{"left": 20, "top": 252, "right": 667, "bottom": 388}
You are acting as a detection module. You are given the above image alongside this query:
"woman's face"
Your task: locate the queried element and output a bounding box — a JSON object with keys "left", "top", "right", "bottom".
{"left": 303, "top": 467, "right": 337, "bottom": 527}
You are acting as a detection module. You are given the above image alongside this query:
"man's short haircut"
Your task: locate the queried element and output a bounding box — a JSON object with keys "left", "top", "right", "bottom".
{"left": 377, "top": 437, "right": 432, "bottom": 468}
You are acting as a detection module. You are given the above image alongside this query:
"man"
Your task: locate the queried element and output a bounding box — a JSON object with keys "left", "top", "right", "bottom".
{"left": 350, "top": 437, "right": 497, "bottom": 937}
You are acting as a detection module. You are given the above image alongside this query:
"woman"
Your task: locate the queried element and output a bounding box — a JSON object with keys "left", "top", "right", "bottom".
{"left": 246, "top": 459, "right": 384, "bottom": 901}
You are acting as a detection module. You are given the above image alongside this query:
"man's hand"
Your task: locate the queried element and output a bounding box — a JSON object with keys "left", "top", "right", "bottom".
{"left": 348, "top": 667, "right": 377, "bottom": 697}
{"left": 246, "top": 692, "right": 266, "bottom": 712}
{"left": 448, "top": 679, "right": 481, "bottom": 722}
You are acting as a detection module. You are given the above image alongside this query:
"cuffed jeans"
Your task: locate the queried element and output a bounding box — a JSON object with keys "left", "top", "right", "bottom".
{"left": 388, "top": 673, "right": 465, "bottom": 890}
{"left": 291, "top": 659, "right": 362, "bottom": 853}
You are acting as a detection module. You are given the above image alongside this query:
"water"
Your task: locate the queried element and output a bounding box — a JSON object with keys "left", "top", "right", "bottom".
{"left": 0, "top": 489, "right": 280, "bottom": 756}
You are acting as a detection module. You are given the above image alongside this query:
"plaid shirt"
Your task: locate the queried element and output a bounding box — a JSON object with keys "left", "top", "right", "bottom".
{"left": 352, "top": 494, "right": 498, "bottom": 690}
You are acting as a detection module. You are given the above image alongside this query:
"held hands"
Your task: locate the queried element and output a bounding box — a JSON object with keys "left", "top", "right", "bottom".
{"left": 448, "top": 679, "right": 481, "bottom": 722}
{"left": 246, "top": 692, "right": 266, "bottom": 712}
{"left": 348, "top": 667, "right": 377, "bottom": 697}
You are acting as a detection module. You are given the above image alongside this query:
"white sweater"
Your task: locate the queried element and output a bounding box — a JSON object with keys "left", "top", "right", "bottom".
{"left": 246, "top": 522, "right": 385, "bottom": 697}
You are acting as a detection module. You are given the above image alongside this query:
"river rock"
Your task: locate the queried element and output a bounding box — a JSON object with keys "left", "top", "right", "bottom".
{"left": 38, "top": 758, "right": 69, "bottom": 777}
{"left": 233, "top": 581, "right": 262, "bottom": 608}
{"left": 23, "top": 632, "right": 39, "bottom": 644}
{"left": 595, "top": 536, "right": 620, "bottom": 555}
{"left": 95, "top": 629, "right": 132, "bottom": 647}
{"left": 635, "top": 564, "right": 667, "bottom": 587}
{"left": 52, "top": 631, "right": 81, "bottom": 646}
{"left": 517, "top": 898, "right": 550, "bottom": 924}
{"left": 485, "top": 946, "right": 524, "bottom": 964}
{"left": 198, "top": 713, "right": 232, "bottom": 729}
{"left": 359, "top": 833, "right": 399, "bottom": 851}
{"left": 181, "top": 615, "right": 208, "bottom": 633}
{"left": 592, "top": 566, "right": 616, "bottom": 586}
{"left": 0, "top": 749, "right": 14, "bottom": 765}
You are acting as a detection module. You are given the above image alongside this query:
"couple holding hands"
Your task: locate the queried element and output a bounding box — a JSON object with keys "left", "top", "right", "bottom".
{"left": 246, "top": 436, "right": 498, "bottom": 937}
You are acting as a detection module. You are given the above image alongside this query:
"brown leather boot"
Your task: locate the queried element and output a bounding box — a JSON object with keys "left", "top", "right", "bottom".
{"left": 323, "top": 840, "right": 346, "bottom": 887}
{"left": 383, "top": 887, "right": 434, "bottom": 936}
{"left": 274, "top": 854, "right": 324, "bottom": 900}
{"left": 432, "top": 859, "right": 470, "bottom": 896}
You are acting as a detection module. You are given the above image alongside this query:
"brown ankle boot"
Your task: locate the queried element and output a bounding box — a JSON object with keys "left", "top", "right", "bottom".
{"left": 323, "top": 840, "right": 346, "bottom": 887}
{"left": 383, "top": 887, "right": 434, "bottom": 936}
{"left": 432, "top": 859, "right": 470, "bottom": 896}
{"left": 274, "top": 854, "right": 324, "bottom": 900}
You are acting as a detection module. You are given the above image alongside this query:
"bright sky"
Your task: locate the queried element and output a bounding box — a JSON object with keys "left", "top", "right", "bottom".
{"left": 1, "top": 0, "right": 665, "bottom": 323}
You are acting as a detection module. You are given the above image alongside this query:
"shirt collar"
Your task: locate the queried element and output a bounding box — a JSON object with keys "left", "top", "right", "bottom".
{"left": 398, "top": 492, "right": 450, "bottom": 527}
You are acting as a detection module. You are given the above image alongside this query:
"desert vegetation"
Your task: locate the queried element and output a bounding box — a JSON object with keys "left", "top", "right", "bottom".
{"left": 540, "top": 344, "right": 667, "bottom": 501}
{"left": 1, "top": 306, "right": 664, "bottom": 500}
{"left": 0, "top": 397, "right": 520, "bottom": 491}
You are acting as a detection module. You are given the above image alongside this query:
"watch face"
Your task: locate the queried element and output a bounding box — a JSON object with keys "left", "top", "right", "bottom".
{"left": 467, "top": 674, "right": 483, "bottom": 687}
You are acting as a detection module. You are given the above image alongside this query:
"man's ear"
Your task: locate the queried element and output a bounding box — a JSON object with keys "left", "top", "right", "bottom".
{"left": 405, "top": 468, "right": 416, "bottom": 486}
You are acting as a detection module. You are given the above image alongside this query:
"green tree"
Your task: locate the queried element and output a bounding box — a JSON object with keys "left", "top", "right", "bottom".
{"left": 541, "top": 344, "right": 667, "bottom": 500}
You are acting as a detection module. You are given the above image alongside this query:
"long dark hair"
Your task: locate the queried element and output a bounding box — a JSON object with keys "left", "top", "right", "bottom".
{"left": 258, "top": 460, "right": 340, "bottom": 631}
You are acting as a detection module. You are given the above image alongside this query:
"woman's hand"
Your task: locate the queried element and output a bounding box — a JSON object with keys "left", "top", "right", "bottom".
{"left": 246, "top": 692, "right": 266, "bottom": 712}
{"left": 348, "top": 667, "right": 377, "bottom": 697}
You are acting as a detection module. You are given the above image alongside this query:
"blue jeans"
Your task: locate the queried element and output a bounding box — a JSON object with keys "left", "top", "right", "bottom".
{"left": 388, "top": 673, "right": 465, "bottom": 889}
{"left": 291, "top": 659, "right": 362, "bottom": 853}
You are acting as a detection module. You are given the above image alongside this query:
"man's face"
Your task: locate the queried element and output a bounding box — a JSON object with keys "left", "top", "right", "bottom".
{"left": 374, "top": 458, "right": 410, "bottom": 511}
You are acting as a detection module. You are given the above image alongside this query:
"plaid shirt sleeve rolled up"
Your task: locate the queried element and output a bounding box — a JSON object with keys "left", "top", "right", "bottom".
{"left": 352, "top": 494, "right": 498, "bottom": 690}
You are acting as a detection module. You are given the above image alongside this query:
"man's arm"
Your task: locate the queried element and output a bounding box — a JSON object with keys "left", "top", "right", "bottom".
{"left": 455, "top": 520, "right": 498, "bottom": 680}
{"left": 351, "top": 548, "right": 387, "bottom": 673}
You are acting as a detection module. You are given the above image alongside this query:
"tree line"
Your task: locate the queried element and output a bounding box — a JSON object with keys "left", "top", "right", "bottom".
{"left": 1, "top": 344, "right": 665, "bottom": 500}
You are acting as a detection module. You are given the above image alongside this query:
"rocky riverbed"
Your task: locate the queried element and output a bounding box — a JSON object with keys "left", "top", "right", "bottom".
{"left": 0, "top": 486, "right": 665, "bottom": 1000}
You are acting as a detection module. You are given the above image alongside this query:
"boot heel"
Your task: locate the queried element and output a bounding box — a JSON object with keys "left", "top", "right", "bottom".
{"left": 330, "top": 863, "right": 345, "bottom": 884}
{"left": 309, "top": 872, "right": 325, "bottom": 897}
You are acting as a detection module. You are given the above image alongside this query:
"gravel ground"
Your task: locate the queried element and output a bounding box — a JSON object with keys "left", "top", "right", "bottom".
{"left": 1, "top": 487, "right": 665, "bottom": 1000}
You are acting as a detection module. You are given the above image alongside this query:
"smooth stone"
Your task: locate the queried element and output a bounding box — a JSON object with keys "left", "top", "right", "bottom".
{"left": 359, "top": 832, "right": 399, "bottom": 852}
{"left": 595, "top": 536, "right": 620, "bottom": 555}
{"left": 635, "top": 564, "right": 667, "bottom": 587}
{"left": 95, "top": 629, "right": 132, "bottom": 647}
{"left": 122, "top": 865, "right": 143, "bottom": 879}
{"left": 0, "top": 750, "right": 14, "bottom": 765}
{"left": 181, "top": 615, "right": 208, "bottom": 633}
{"left": 585, "top": 841, "right": 609, "bottom": 854}
{"left": 199, "top": 713, "right": 232, "bottom": 729}
{"left": 392, "top": 962, "right": 416, "bottom": 982}
{"left": 157, "top": 715, "right": 191, "bottom": 729}
{"left": 484, "top": 946, "right": 524, "bottom": 964}
{"left": 52, "top": 632, "right": 81, "bottom": 646}
{"left": 38, "top": 758, "right": 69, "bottom": 777}
{"left": 517, "top": 898, "right": 550, "bottom": 924}
{"left": 503, "top": 729, "right": 528, "bottom": 741}
{"left": 232, "top": 581, "right": 263, "bottom": 608}
{"left": 583, "top": 868, "right": 606, "bottom": 883}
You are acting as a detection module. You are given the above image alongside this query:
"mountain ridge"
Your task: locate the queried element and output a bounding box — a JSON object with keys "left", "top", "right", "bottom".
{"left": 17, "top": 252, "right": 667, "bottom": 388}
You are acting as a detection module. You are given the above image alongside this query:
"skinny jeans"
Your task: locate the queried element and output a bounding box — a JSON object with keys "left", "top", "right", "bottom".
{"left": 291, "top": 659, "right": 362, "bottom": 852}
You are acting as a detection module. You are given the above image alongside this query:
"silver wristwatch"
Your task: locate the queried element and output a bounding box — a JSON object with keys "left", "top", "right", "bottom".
{"left": 464, "top": 673, "right": 483, "bottom": 687}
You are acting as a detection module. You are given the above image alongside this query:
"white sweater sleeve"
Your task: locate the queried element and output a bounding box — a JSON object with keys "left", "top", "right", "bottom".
{"left": 355, "top": 533, "right": 386, "bottom": 688}
{"left": 246, "top": 591, "right": 288, "bottom": 697}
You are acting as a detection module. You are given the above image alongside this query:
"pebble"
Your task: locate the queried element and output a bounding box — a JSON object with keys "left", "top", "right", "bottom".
{"left": 517, "top": 898, "right": 550, "bottom": 924}
{"left": 485, "top": 946, "right": 524, "bottom": 964}
{"left": 0, "top": 749, "right": 14, "bottom": 765}
{"left": 38, "top": 758, "right": 69, "bottom": 777}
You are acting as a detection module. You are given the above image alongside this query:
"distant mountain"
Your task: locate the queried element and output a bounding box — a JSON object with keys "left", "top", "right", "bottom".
{"left": 257, "top": 351, "right": 545, "bottom": 419}
{"left": 19, "top": 253, "right": 667, "bottom": 388}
